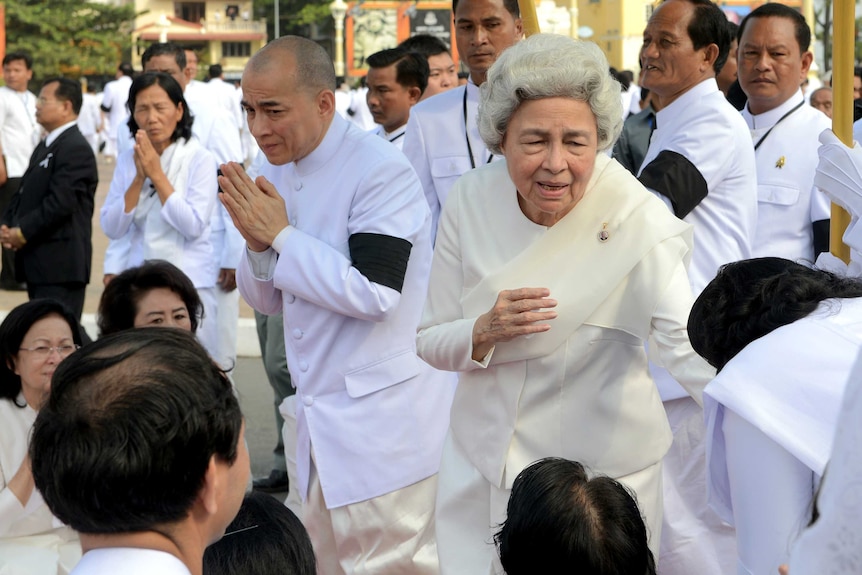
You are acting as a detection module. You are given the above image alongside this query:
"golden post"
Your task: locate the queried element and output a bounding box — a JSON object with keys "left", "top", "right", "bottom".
{"left": 830, "top": 0, "right": 853, "bottom": 262}
{"left": 518, "top": 0, "right": 541, "bottom": 37}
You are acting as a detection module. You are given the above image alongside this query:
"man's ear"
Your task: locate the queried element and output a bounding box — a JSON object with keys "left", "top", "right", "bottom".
{"left": 198, "top": 456, "right": 220, "bottom": 516}
{"left": 703, "top": 43, "right": 720, "bottom": 74}
{"left": 318, "top": 90, "right": 336, "bottom": 117}
{"left": 408, "top": 85, "right": 422, "bottom": 105}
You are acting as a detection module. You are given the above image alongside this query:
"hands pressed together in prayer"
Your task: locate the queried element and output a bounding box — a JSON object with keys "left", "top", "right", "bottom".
{"left": 124, "top": 130, "right": 175, "bottom": 211}
{"left": 218, "top": 162, "right": 290, "bottom": 253}
{"left": 471, "top": 288, "right": 558, "bottom": 361}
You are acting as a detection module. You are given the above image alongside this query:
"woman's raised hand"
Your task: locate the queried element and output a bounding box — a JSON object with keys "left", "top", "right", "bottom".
{"left": 471, "top": 288, "right": 557, "bottom": 361}
{"left": 133, "top": 129, "right": 164, "bottom": 180}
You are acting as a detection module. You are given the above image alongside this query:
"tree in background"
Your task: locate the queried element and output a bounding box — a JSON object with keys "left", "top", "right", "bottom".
{"left": 253, "top": 0, "right": 332, "bottom": 40}
{"left": 4, "top": 0, "right": 138, "bottom": 82}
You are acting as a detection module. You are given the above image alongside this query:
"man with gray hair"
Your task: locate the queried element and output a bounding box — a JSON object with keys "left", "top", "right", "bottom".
{"left": 219, "top": 36, "right": 454, "bottom": 575}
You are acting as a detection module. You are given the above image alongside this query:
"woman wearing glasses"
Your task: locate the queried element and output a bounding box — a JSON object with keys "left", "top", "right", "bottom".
{"left": 0, "top": 299, "right": 83, "bottom": 574}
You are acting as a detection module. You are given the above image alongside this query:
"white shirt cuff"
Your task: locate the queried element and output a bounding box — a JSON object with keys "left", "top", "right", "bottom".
{"left": 246, "top": 247, "right": 277, "bottom": 280}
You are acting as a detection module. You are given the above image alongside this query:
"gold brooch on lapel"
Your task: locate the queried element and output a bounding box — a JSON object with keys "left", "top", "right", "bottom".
{"left": 598, "top": 222, "right": 610, "bottom": 243}
{"left": 775, "top": 156, "right": 786, "bottom": 169}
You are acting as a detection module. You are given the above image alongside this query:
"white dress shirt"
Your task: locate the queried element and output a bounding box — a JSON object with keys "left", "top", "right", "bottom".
{"left": 0, "top": 86, "right": 39, "bottom": 177}
{"left": 743, "top": 90, "right": 831, "bottom": 263}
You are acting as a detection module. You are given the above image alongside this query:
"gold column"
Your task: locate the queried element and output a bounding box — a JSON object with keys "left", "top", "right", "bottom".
{"left": 518, "top": 0, "right": 541, "bottom": 36}
{"left": 830, "top": 0, "right": 853, "bottom": 262}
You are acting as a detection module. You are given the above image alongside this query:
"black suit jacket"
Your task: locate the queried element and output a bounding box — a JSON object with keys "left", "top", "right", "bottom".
{"left": 1, "top": 125, "right": 98, "bottom": 285}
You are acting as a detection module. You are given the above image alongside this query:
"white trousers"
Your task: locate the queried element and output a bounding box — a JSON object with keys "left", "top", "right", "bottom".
{"left": 302, "top": 456, "right": 439, "bottom": 575}
{"left": 658, "top": 396, "right": 736, "bottom": 575}
{"left": 436, "top": 432, "right": 664, "bottom": 575}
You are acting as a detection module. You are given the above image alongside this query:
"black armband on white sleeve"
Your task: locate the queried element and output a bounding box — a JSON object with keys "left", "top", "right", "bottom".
{"left": 349, "top": 233, "right": 413, "bottom": 293}
{"left": 638, "top": 150, "right": 709, "bottom": 219}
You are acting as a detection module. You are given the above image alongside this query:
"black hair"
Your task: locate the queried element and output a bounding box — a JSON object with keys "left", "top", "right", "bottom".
{"left": 0, "top": 299, "right": 83, "bottom": 408}
{"left": 209, "top": 63, "right": 223, "bottom": 79}
{"left": 42, "top": 77, "right": 83, "bottom": 115}
{"left": 688, "top": 257, "right": 862, "bottom": 371}
{"left": 496, "top": 458, "right": 657, "bottom": 575}
{"left": 98, "top": 260, "right": 204, "bottom": 336}
{"left": 398, "top": 34, "right": 451, "bottom": 57}
{"left": 738, "top": 3, "right": 811, "bottom": 53}
{"left": 30, "top": 328, "right": 243, "bottom": 534}
{"left": 674, "top": 0, "right": 732, "bottom": 75}
{"left": 453, "top": 0, "right": 520, "bottom": 19}
{"left": 204, "top": 491, "right": 317, "bottom": 575}
{"left": 142, "top": 42, "right": 186, "bottom": 70}
{"left": 126, "top": 72, "right": 194, "bottom": 141}
{"left": 3, "top": 51, "right": 33, "bottom": 69}
{"left": 367, "top": 48, "right": 429, "bottom": 95}
{"left": 119, "top": 61, "right": 135, "bottom": 77}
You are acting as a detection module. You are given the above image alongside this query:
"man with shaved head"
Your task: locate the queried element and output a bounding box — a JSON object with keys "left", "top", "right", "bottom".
{"left": 218, "top": 36, "right": 454, "bottom": 575}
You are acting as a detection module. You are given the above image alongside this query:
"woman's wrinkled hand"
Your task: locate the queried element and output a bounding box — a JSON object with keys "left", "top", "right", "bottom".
{"left": 471, "top": 287, "right": 557, "bottom": 361}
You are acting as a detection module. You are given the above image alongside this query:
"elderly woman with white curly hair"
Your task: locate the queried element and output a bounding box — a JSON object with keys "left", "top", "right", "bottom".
{"left": 416, "top": 34, "right": 714, "bottom": 574}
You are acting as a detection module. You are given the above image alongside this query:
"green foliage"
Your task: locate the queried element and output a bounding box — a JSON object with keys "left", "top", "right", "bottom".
{"left": 254, "top": 0, "right": 334, "bottom": 37}
{"left": 4, "top": 0, "right": 139, "bottom": 81}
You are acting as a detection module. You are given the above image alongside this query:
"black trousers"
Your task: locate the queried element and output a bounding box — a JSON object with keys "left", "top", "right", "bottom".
{"left": 28, "top": 282, "right": 91, "bottom": 343}
{"left": 0, "top": 178, "right": 22, "bottom": 287}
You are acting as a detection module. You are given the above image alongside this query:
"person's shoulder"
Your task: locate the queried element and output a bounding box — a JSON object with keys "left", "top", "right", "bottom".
{"left": 794, "top": 103, "right": 832, "bottom": 132}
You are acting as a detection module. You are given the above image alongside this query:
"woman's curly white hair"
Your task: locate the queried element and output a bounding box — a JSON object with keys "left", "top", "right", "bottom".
{"left": 478, "top": 34, "right": 623, "bottom": 154}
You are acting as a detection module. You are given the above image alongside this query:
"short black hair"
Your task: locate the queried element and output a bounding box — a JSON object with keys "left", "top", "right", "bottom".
{"left": 0, "top": 299, "right": 83, "bottom": 408}
{"left": 738, "top": 3, "right": 811, "bottom": 53}
{"left": 496, "top": 458, "right": 656, "bottom": 575}
{"left": 663, "top": 0, "right": 730, "bottom": 75}
{"left": 366, "top": 48, "right": 429, "bottom": 95}
{"left": 30, "top": 328, "right": 243, "bottom": 534}
{"left": 398, "top": 34, "right": 451, "bottom": 58}
{"left": 689, "top": 257, "right": 862, "bottom": 371}
{"left": 3, "top": 51, "right": 33, "bottom": 69}
{"left": 98, "top": 260, "right": 204, "bottom": 336}
{"left": 204, "top": 491, "right": 317, "bottom": 575}
{"left": 453, "top": 0, "right": 520, "bottom": 19}
{"left": 209, "top": 63, "right": 223, "bottom": 79}
{"left": 127, "top": 72, "right": 194, "bottom": 141}
{"left": 119, "top": 61, "right": 135, "bottom": 77}
{"left": 42, "top": 77, "right": 83, "bottom": 115}
{"left": 142, "top": 42, "right": 186, "bottom": 70}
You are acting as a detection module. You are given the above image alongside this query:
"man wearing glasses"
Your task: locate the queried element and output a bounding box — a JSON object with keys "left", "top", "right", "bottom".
{"left": 0, "top": 78, "right": 98, "bottom": 324}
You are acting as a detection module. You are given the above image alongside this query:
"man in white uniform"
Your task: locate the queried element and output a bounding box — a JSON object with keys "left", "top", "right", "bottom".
{"left": 0, "top": 52, "right": 39, "bottom": 290}
{"left": 106, "top": 43, "right": 244, "bottom": 369}
{"left": 205, "top": 64, "right": 243, "bottom": 133}
{"left": 738, "top": 3, "right": 830, "bottom": 263}
{"left": 637, "top": 0, "right": 758, "bottom": 572}
{"left": 29, "top": 329, "right": 249, "bottom": 575}
{"left": 366, "top": 48, "right": 428, "bottom": 151}
{"left": 99, "top": 62, "right": 133, "bottom": 161}
{"left": 219, "top": 36, "right": 454, "bottom": 575}
{"left": 402, "top": 0, "right": 522, "bottom": 240}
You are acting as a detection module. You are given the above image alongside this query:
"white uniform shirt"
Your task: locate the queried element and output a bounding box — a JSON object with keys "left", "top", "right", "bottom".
{"left": 238, "top": 114, "right": 454, "bottom": 508}
{"left": 372, "top": 124, "right": 406, "bottom": 151}
{"left": 204, "top": 77, "right": 243, "bottom": 131}
{"left": 71, "top": 548, "right": 190, "bottom": 575}
{"left": 0, "top": 86, "right": 39, "bottom": 177}
{"left": 743, "top": 90, "right": 831, "bottom": 263}
{"left": 788, "top": 349, "right": 862, "bottom": 575}
{"left": 403, "top": 82, "right": 496, "bottom": 243}
{"left": 100, "top": 142, "right": 218, "bottom": 288}
{"left": 704, "top": 298, "right": 862, "bottom": 575}
{"left": 639, "top": 78, "right": 758, "bottom": 294}
{"left": 100, "top": 75, "right": 132, "bottom": 140}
